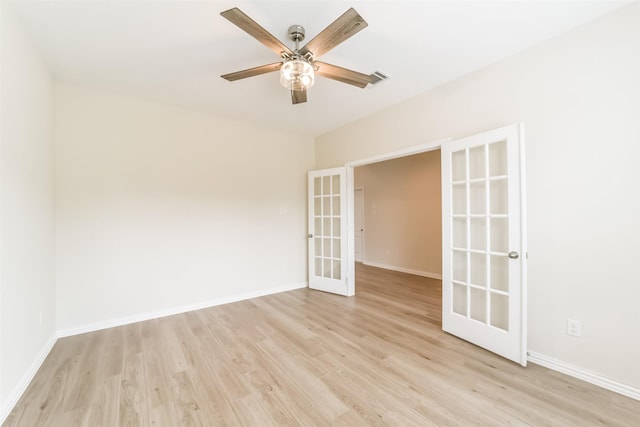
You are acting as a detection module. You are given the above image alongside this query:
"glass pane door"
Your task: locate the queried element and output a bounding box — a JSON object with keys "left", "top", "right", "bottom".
{"left": 313, "top": 174, "right": 342, "bottom": 280}
{"left": 308, "top": 168, "right": 349, "bottom": 296}
{"left": 451, "top": 140, "right": 510, "bottom": 331}
{"left": 442, "top": 124, "right": 526, "bottom": 365}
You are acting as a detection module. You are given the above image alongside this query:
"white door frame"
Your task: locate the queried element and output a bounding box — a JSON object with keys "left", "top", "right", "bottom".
{"left": 344, "top": 138, "right": 450, "bottom": 294}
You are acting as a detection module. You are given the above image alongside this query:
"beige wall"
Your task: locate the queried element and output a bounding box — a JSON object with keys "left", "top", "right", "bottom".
{"left": 354, "top": 151, "right": 441, "bottom": 277}
{"left": 0, "top": 3, "right": 56, "bottom": 418}
{"left": 55, "top": 83, "right": 315, "bottom": 333}
{"left": 317, "top": 3, "right": 640, "bottom": 390}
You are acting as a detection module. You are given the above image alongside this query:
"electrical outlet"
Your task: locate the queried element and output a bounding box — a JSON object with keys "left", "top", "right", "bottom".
{"left": 567, "top": 319, "right": 582, "bottom": 337}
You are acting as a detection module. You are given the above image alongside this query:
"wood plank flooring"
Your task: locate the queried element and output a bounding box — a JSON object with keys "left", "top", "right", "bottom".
{"left": 4, "top": 263, "right": 640, "bottom": 426}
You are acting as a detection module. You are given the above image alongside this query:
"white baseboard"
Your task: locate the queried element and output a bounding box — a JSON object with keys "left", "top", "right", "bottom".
{"left": 57, "top": 282, "right": 308, "bottom": 338}
{"left": 528, "top": 351, "right": 640, "bottom": 401}
{"left": 0, "top": 334, "right": 57, "bottom": 425}
{"left": 363, "top": 261, "right": 442, "bottom": 280}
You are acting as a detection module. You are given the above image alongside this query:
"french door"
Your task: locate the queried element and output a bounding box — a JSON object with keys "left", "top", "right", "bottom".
{"left": 307, "top": 167, "right": 352, "bottom": 296}
{"left": 442, "top": 124, "right": 527, "bottom": 365}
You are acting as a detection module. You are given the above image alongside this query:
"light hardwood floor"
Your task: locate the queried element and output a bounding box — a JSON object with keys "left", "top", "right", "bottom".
{"left": 5, "top": 264, "right": 640, "bottom": 426}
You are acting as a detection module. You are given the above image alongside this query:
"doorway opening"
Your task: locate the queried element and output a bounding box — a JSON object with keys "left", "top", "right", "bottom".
{"left": 351, "top": 148, "right": 443, "bottom": 324}
{"left": 352, "top": 150, "right": 441, "bottom": 278}
{"left": 344, "top": 138, "right": 447, "bottom": 296}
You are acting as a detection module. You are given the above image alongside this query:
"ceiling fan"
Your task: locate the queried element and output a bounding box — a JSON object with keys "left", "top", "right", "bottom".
{"left": 220, "top": 7, "right": 384, "bottom": 105}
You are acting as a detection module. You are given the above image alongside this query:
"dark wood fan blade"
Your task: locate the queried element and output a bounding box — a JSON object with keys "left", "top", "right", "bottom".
{"left": 221, "top": 62, "right": 282, "bottom": 81}
{"left": 221, "top": 8, "right": 293, "bottom": 57}
{"left": 314, "top": 61, "right": 373, "bottom": 88}
{"left": 299, "top": 8, "right": 367, "bottom": 59}
{"left": 291, "top": 89, "right": 307, "bottom": 104}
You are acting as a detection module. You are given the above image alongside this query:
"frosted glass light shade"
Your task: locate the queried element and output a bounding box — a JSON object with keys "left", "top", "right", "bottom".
{"left": 280, "top": 59, "right": 314, "bottom": 91}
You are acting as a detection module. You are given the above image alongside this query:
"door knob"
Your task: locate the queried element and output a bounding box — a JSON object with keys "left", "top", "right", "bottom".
{"left": 508, "top": 251, "right": 519, "bottom": 259}
{"left": 308, "top": 234, "right": 313, "bottom": 238}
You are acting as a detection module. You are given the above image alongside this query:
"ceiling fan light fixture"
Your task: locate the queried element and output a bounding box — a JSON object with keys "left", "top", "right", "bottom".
{"left": 220, "top": 7, "right": 373, "bottom": 104}
{"left": 280, "top": 58, "right": 315, "bottom": 91}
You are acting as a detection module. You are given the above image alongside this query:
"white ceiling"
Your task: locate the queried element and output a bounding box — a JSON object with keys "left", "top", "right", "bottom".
{"left": 11, "top": 1, "right": 627, "bottom": 137}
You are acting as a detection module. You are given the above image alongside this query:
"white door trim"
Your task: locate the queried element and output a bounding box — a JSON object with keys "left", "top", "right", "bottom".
{"left": 345, "top": 138, "right": 451, "bottom": 168}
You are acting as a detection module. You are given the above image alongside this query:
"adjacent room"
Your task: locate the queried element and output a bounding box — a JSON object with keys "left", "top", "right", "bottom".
{"left": 353, "top": 150, "right": 442, "bottom": 281}
{"left": 2, "top": 1, "right": 640, "bottom": 425}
